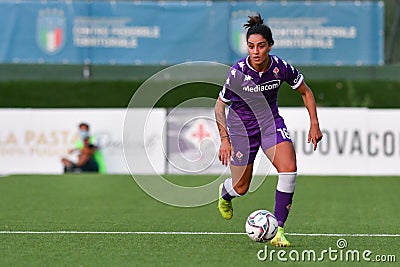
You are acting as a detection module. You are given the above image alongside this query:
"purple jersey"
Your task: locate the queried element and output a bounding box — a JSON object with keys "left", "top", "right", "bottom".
{"left": 219, "top": 55, "right": 303, "bottom": 136}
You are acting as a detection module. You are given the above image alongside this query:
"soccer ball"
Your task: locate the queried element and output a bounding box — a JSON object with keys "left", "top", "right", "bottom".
{"left": 245, "top": 209, "right": 278, "bottom": 242}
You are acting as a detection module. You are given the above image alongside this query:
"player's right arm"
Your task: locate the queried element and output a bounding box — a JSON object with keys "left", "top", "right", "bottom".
{"left": 215, "top": 96, "right": 232, "bottom": 166}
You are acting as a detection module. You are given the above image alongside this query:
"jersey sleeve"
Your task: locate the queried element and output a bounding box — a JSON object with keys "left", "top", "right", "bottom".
{"left": 219, "top": 84, "right": 231, "bottom": 103}
{"left": 218, "top": 67, "right": 239, "bottom": 103}
{"left": 282, "top": 60, "right": 304, "bottom": 90}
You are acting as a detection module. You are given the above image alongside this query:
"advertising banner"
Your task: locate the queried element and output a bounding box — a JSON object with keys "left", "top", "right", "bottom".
{"left": 1, "top": 107, "right": 398, "bottom": 176}
{"left": 0, "top": 108, "right": 166, "bottom": 175}
{"left": 229, "top": 1, "right": 384, "bottom": 65}
{"left": 166, "top": 108, "right": 227, "bottom": 175}
{"left": 281, "top": 108, "right": 400, "bottom": 175}
{"left": 0, "top": 1, "right": 227, "bottom": 65}
{"left": 166, "top": 107, "right": 400, "bottom": 176}
{"left": 0, "top": 1, "right": 383, "bottom": 65}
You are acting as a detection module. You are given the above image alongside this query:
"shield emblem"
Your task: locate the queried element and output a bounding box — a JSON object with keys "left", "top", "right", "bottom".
{"left": 37, "top": 9, "right": 66, "bottom": 54}
{"left": 229, "top": 16, "right": 248, "bottom": 57}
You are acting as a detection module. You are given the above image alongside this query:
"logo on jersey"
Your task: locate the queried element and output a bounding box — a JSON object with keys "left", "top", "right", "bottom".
{"left": 293, "top": 73, "right": 302, "bottom": 85}
{"left": 231, "top": 69, "right": 237, "bottom": 78}
{"left": 244, "top": 75, "right": 253, "bottom": 81}
{"left": 273, "top": 67, "right": 280, "bottom": 78}
{"left": 242, "top": 80, "right": 281, "bottom": 93}
{"left": 225, "top": 77, "right": 231, "bottom": 86}
{"left": 37, "top": 8, "right": 66, "bottom": 54}
{"left": 238, "top": 61, "right": 245, "bottom": 71}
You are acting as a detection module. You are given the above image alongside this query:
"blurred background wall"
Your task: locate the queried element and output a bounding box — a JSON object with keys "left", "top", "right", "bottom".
{"left": 0, "top": 0, "right": 399, "bottom": 82}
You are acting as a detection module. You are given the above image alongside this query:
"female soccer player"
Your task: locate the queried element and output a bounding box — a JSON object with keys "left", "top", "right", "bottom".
{"left": 215, "top": 14, "right": 323, "bottom": 247}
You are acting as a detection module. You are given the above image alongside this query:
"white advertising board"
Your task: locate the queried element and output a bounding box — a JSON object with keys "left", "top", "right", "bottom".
{"left": 1, "top": 108, "right": 399, "bottom": 176}
{"left": 166, "top": 107, "right": 400, "bottom": 176}
{"left": 123, "top": 108, "right": 167, "bottom": 175}
{"left": 280, "top": 108, "right": 400, "bottom": 175}
{"left": 0, "top": 108, "right": 166, "bottom": 175}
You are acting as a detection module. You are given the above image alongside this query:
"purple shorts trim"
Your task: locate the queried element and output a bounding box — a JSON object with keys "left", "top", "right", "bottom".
{"left": 230, "top": 117, "right": 292, "bottom": 166}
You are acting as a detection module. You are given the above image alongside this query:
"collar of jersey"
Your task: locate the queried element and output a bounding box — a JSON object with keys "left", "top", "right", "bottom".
{"left": 245, "top": 55, "right": 273, "bottom": 75}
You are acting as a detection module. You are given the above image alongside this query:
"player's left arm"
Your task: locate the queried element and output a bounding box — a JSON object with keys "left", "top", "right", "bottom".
{"left": 296, "top": 81, "right": 323, "bottom": 151}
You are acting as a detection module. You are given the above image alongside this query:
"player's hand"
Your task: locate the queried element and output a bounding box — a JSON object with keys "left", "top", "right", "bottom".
{"left": 219, "top": 138, "right": 232, "bottom": 166}
{"left": 308, "top": 124, "right": 323, "bottom": 151}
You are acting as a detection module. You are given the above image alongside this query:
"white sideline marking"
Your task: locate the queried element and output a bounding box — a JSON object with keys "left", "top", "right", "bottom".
{"left": 288, "top": 233, "right": 400, "bottom": 237}
{"left": 0, "top": 231, "right": 399, "bottom": 237}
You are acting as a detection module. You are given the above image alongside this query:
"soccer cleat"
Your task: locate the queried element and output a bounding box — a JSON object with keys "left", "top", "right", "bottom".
{"left": 218, "top": 183, "right": 233, "bottom": 220}
{"left": 270, "top": 226, "right": 291, "bottom": 247}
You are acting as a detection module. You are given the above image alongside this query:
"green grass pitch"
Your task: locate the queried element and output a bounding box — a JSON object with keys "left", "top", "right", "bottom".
{"left": 0, "top": 174, "right": 398, "bottom": 266}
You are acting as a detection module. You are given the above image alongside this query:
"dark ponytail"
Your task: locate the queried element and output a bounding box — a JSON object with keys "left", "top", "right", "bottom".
{"left": 244, "top": 13, "right": 274, "bottom": 45}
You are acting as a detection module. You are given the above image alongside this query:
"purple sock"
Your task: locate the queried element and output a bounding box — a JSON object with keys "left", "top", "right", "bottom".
{"left": 274, "top": 190, "right": 294, "bottom": 227}
{"left": 221, "top": 184, "right": 235, "bottom": 201}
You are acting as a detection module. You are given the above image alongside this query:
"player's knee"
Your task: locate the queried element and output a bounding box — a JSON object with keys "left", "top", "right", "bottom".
{"left": 287, "top": 163, "right": 297, "bottom": 173}
{"left": 277, "top": 162, "right": 297, "bottom": 173}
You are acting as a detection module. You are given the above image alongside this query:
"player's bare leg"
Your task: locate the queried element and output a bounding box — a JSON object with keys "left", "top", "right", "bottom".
{"left": 61, "top": 158, "right": 76, "bottom": 173}
{"left": 265, "top": 141, "right": 297, "bottom": 247}
{"left": 218, "top": 164, "right": 253, "bottom": 220}
{"left": 61, "top": 158, "right": 72, "bottom": 167}
{"left": 231, "top": 163, "right": 254, "bottom": 195}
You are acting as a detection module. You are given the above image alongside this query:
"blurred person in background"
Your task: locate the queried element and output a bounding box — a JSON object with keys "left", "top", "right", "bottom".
{"left": 215, "top": 13, "right": 322, "bottom": 247}
{"left": 61, "top": 122, "right": 106, "bottom": 173}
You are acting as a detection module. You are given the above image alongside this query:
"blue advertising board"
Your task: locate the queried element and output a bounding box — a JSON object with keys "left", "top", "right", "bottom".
{"left": 0, "top": 1, "right": 383, "bottom": 65}
{"left": 229, "top": 1, "right": 384, "bottom": 65}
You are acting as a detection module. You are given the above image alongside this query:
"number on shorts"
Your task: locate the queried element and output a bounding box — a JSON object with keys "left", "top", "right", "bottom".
{"left": 277, "top": 128, "right": 291, "bottom": 139}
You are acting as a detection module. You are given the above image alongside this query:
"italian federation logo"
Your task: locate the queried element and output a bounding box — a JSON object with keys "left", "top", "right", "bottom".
{"left": 230, "top": 16, "right": 247, "bottom": 56}
{"left": 37, "top": 8, "right": 66, "bottom": 54}
{"left": 230, "top": 11, "right": 258, "bottom": 56}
